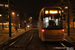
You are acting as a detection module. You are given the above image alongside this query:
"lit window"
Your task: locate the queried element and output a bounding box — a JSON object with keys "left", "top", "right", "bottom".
{"left": 0, "top": 4, "right": 3, "bottom": 6}
{"left": 5, "top": 4, "right": 8, "bottom": 7}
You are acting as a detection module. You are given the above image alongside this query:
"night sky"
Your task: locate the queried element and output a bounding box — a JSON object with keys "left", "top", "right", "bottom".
{"left": 11, "top": 0, "right": 59, "bottom": 22}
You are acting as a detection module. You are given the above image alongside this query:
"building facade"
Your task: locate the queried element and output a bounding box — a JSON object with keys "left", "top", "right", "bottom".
{"left": 55, "top": 0, "right": 75, "bottom": 28}
{"left": 0, "top": 0, "right": 21, "bottom": 28}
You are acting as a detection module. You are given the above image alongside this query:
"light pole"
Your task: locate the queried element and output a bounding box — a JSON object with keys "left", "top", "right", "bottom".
{"left": 67, "top": 0, "right": 70, "bottom": 36}
{"left": 8, "top": 0, "right": 11, "bottom": 37}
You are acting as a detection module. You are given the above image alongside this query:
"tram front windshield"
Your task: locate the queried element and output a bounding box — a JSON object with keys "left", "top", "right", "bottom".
{"left": 43, "top": 16, "right": 63, "bottom": 29}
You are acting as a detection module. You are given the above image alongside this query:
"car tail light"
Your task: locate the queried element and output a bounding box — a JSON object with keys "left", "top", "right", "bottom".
{"left": 42, "top": 29, "right": 45, "bottom": 33}
{"left": 62, "top": 29, "right": 65, "bottom": 32}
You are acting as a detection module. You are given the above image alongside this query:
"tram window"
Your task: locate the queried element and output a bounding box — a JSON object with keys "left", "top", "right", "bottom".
{"left": 49, "top": 16, "right": 51, "bottom": 20}
{"left": 59, "top": 17, "right": 61, "bottom": 21}
{"left": 43, "top": 16, "right": 62, "bottom": 29}
{"left": 55, "top": 19, "right": 58, "bottom": 26}
{"left": 43, "top": 17, "right": 49, "bottom": 28}
{"left": 47, "top": 20, "right": 56, "bottom": 27}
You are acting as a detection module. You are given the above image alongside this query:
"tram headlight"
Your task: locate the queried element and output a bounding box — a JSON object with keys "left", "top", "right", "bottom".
{"left": 49, "top": 10, "right": 58, "bottom": 14}
{"left": 45, "top": 10, "right": 48, "bottom": 14}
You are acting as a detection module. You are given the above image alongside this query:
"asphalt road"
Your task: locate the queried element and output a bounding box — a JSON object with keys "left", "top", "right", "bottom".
{"left": 1, "top": 29, "right": 75, "bottom": 50}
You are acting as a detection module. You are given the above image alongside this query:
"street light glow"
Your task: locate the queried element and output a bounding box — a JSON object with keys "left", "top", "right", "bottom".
{"left": 65, "top": 6, "right": 68, "bottom": 9}
{"left": 17, "top": 14, "right": 19, "bottom": 16}
{"left": 0, "top": 14, "right": 2, "bottom": 17}
{"left": 12, "top": 12, "right": 15, "bottom": 15}
{"left": 30, "top": 17, "right": 32, "bottom": 19}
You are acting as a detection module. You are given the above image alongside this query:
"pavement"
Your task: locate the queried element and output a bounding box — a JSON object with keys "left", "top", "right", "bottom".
{"left": 64, "top": 28, "right": 75, "bottom": 45}
{"left": 0, "top": 27, "right": 31, "bottom": 46}
{"left": 64, "top": 31, "right": 75, "bottom": 46}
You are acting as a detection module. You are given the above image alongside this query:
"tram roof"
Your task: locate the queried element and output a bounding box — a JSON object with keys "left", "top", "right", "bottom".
{"left": 41, "top": 6, "right": 62, "bottom": 11}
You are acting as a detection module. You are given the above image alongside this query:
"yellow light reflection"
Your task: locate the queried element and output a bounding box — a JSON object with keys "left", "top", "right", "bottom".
{"left": 59, "top": 11, "right": 61, "bottom": 14}
{"left": 50, "top": 10, "right": 58, "bottom": 14}
{"left": 45, "top": 10, "right": 48, "bottom": 14}
{"left": 0, "top": 14, "right": 2, "bottom": 17}
{"left": 12, "top": 12, "right": 15, "bottom": 15}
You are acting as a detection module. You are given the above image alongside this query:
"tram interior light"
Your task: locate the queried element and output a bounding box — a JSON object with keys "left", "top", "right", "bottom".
{"left": 55, "top": 19, "right": 58, "bottom": 26}
{"left": 49, "top": 17, "right": 51, "bottom": 20}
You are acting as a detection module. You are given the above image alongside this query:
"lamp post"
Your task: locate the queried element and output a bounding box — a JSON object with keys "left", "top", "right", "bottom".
{"left": 67, "top": 0, "right": 70, "bottom": 36}
{"left": 8, "top": 0, "right": 11, "bottom": 37}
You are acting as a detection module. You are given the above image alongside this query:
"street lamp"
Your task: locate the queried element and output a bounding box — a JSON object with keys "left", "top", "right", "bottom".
{"left": 12, "top": 12, "right": 15, "bottom": 15}
{"left": 17, "top": 14, "right": 19, "bottom": 16}
{"left": 30, "top": 17, "right": 32, "bottom": 23}
{"left": 65, "top": 6, "right": 68, "bottom": 9}
{"left": 0, "top": 14, "right": 2, "bottom": 17}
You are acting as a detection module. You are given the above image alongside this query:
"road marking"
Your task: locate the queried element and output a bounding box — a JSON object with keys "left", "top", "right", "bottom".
{"left": 9, "top": 42, "right": 16, "bottom": 46}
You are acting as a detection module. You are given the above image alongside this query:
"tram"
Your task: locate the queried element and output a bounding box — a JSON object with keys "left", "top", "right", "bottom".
{"left": 37, "top": 7, "right": 65, "bottom": 41}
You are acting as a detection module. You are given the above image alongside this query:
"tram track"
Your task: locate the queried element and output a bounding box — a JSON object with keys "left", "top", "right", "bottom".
{"left": 25, "top": 32, "right": 34, "bottom": 50}
{"left": 1, "top": 30, "right": 35, "bottom": 50}
{"left": 60, "top": 41, "right": 75, "bottom": 50}
{"left": 1, "top": 29, "right": 75, "bottom": 50}
{"left": 43, "top": 41, "right": 74, "bottom": 50}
